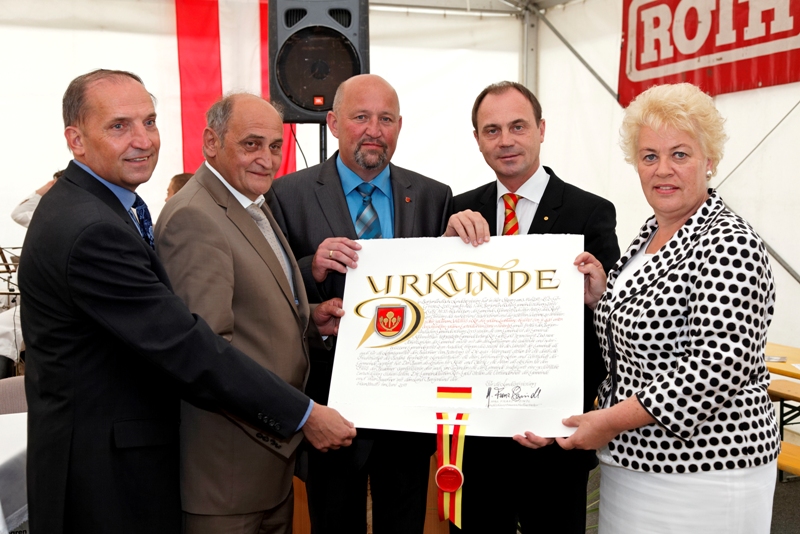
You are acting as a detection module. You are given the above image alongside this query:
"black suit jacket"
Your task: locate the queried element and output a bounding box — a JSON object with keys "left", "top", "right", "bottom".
{"left": 19, "top": 162, "right": 310, "bottom": 534}
{"left": 454, "top": 166, "right": 620, "bottom": 470}
{"left": 270, "top": 153, "right": 453, "bottom": 404}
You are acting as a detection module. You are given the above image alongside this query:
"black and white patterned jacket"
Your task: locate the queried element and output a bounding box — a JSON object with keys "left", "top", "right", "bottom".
{"left": 595, "top": 190, "right": 779, "bottom": 474}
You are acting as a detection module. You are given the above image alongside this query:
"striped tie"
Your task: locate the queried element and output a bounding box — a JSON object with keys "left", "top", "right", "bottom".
{"left": 355, "top": 183, "right": 382, "bottom": 239}
{"left": 502, "top": 193, "right": 520, "bottom": 235}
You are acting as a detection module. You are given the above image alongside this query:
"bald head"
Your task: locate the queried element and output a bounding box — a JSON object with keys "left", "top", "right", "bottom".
{"left": 203, "top": 93, "right": 284, "bottom": 200}
{"left": 332, "top": 74, "right": 400, "bottom": 116}
{"left": 327, "top": 75, "right": 402, "bottom": 181}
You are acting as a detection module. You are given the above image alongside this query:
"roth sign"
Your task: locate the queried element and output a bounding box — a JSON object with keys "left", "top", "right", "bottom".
{"left": 618, "top": 0, "right": 800, "bottom": 106}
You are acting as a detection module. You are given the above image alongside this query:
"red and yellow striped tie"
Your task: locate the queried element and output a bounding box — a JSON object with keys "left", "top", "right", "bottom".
{"left": 502, "top": 193, "right": 520, "bottom": 235}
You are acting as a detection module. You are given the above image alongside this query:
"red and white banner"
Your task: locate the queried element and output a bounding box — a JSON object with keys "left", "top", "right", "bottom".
{"left": 175, "top": 0, "right": 296, "bottom": 175}
{"left": 618, "top": 0, "right": 800, "bottom": 106}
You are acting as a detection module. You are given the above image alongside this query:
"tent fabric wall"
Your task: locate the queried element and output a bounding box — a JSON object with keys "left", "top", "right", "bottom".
{"left": 538, "top": 0, "right": 800, "bottom": 347}
{"left": 0, "top": 0, "right": 520, "bottom": 244}
{"left": 290, "top": 8, "right": 521, "bottom": 193}
{"left": 1, "top": 0, "right": 796, "bottom": 346}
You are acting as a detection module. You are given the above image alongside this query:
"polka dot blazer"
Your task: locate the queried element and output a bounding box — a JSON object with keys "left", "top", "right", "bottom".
{"left": 595, "top": 191, "right": 779, "bottom": 474}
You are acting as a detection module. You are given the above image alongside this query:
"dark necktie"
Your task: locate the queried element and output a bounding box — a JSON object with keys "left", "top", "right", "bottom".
{"left": 355, "top": 182, "right": 382, "bottom": 239}
{"left": 132, "top": 194, "right": 155, "bottom": 248}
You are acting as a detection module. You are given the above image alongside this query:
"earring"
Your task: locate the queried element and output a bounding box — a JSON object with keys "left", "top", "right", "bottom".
{"left": 706, "top": 170, "right": 712, "bottom": 177}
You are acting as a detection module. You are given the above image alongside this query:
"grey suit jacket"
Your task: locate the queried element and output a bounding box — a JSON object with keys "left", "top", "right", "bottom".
{"left": 155, "top": 163, "right": 312, "bottom": 514}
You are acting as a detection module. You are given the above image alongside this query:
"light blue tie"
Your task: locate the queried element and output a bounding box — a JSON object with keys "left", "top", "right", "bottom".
{"left": 355, "top": 182, "right": 382, "bottom": 240}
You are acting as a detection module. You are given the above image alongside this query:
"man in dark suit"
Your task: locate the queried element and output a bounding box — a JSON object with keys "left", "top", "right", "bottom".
{"left": 156, "top": 93, "right": 344, "bottom": 534}
{"left": 451, "top": 81, "right": 620, "bottom": 533}
{"left": 270, "top": 74, "right": 483, "bottom": 534}
{"left": 19, "top": 69, "right": 355, "bottom": 534}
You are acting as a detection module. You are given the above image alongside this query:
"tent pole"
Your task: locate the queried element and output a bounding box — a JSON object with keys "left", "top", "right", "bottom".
{"left": 529, "top": 5, "right": 619, "bottom": 103}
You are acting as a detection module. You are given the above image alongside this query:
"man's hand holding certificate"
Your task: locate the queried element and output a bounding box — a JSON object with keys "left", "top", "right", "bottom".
{"left": 328, "top": 234, "right": 585, "bottom": 439}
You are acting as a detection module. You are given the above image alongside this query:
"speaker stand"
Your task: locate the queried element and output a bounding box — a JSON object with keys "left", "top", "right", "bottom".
{"left": 320, "top": 124, "right": 327, "bottom": 163}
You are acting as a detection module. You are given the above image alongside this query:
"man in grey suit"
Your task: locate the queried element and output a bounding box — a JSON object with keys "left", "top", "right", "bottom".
{"left": 155, "top": 93, "right": 351, "bottom": 534}
{"left": 270, "top": 74, "right": 486, "bottom": 534}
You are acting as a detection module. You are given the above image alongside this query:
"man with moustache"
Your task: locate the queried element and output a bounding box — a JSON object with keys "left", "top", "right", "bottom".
{"left": 451, "top": 81, "right": 619, "bottom": 533}
{"left": 155, "top": 93, "right": 348, "bottom": 534}
{"left": 270, "top": 74, "right": 486, "bottom": 534}
{"left": 19, "top": 70, "right": 355, "bottom": 534}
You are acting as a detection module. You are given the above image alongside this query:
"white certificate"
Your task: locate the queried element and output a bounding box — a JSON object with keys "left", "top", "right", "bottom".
{"left": 328, "top": 234, "right": 584, "bottom": 438}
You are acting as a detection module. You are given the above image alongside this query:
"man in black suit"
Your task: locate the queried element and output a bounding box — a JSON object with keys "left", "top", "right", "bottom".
{"left": 270, "top": 74, "right": 485, "bottom": 534}
{"left": 19, "top": 69, "right": 356, "bottom": 534}
{"left": 451, "top": 81, "right": 620, "bottom": 533}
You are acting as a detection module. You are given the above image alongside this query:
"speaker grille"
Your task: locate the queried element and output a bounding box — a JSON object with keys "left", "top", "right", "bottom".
{"left": 276, "top": 26, "right": 361, "bottom": 112}
{"left": 284, "top": 8, "right": 307, "bottom": 28}
{"left": 328, "top": 9, "right": 352, "bottom": 28}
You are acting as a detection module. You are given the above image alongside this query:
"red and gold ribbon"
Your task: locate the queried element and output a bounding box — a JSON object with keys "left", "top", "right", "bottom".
{"left": 502, "top": 193, "right": 520, "bottom": 235}
{"left": 436, "top": 412, "right": 468, "bottom": 528}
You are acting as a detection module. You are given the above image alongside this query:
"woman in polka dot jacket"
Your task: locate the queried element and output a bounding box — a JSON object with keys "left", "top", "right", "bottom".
{"left": 516, "top": 83, "right": 779, "bottom": 533}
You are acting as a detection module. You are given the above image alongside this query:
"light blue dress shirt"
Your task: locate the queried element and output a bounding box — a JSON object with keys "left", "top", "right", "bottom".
{"left": 336, "top": 155, "right": 394, "bottom": 238}
{"left": 73, "top": 160, "right": 139, "bottom": 228}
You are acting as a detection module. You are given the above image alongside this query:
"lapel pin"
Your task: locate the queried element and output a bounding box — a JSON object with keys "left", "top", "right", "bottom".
{"left": 543, "top": 216, "right": 549, "bottom": 221}
{"left": 405, "top": 197, "right": 411, "bottom": 203}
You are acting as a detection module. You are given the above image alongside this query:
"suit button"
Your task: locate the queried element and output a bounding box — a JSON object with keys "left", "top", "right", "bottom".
{"left": 258, "top": 413, "right": 264, "bottom": 420}
{"left": 256, "top": 432, "right": 264, "bottom": 440}
{"left": 275, "top": 423, "right": 281, "bottom": 431}
{"left": 268, "top": 419, "right": 275, "bottom": 427}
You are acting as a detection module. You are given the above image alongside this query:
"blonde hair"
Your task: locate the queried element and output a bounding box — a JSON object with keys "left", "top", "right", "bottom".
{"left": 620, "top": 83, "right": 727, "bottom": 177}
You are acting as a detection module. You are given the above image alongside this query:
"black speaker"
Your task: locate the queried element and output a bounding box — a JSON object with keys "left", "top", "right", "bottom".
{"left": 269, "top": 0, "right": 370, "bottom": 124}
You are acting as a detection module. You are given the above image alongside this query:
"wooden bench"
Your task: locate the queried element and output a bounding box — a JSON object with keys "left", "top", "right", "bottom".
{"left": 768, "top": 380, "right": 800, "bottom": 439}
{"left": 769, "top": 381, "right": 800, "bottom": 481}
{"left": 778, "top": 441, "right": 800, "bottom": 478}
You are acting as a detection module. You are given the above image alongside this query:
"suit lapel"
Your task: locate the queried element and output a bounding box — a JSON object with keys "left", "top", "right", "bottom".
{"left": 390, "top": 165, "right": 416, "bottom": 238}
{"left": 476, "top": 183, "right": 498, "bottom": 237}
{"left": 64, "top": 161, "right": 145, "bottom": 242}
{"left": 606, "top": 191, "right": 723, "bottom": 310}
{"left": 263, "top": 205, "right": 310, "bottom": 325}
{"left": 526, "top": 169, "right": 563, "bottom": 234}
{"left": 314, "top": 154, "right": 359, "bottom": 240}
{"left": 196, "top": 167, "right": 303, "bottom": 322}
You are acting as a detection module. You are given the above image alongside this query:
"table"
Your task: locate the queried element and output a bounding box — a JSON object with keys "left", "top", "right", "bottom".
{"left": 766, "top": 342, "right": 800, "bottom": 380}
{"left": 0, "top": 413, "right": 27, "bottom": 533}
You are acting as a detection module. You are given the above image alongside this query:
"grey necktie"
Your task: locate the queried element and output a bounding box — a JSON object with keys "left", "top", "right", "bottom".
{"left": 246, "top": 204, "right": 296, "bottom": 300}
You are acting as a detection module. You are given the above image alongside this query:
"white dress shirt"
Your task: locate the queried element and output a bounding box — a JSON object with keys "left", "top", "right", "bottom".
{"left": 494, "top": 164, "right": 549, "bottom": 235}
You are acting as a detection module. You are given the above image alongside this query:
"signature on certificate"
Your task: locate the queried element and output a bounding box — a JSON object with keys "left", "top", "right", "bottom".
{"left": 485, "top": 385, "right": 542, "bottom": 408}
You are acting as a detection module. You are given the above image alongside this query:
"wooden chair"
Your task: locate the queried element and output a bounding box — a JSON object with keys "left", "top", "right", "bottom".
{"left": 0, "top": 247, "right": 21, "bottom": 309}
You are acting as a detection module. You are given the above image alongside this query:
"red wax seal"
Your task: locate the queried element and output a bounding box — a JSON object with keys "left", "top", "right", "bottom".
{"left": 435, "top": 464, "right": 464, "bottom": 492}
